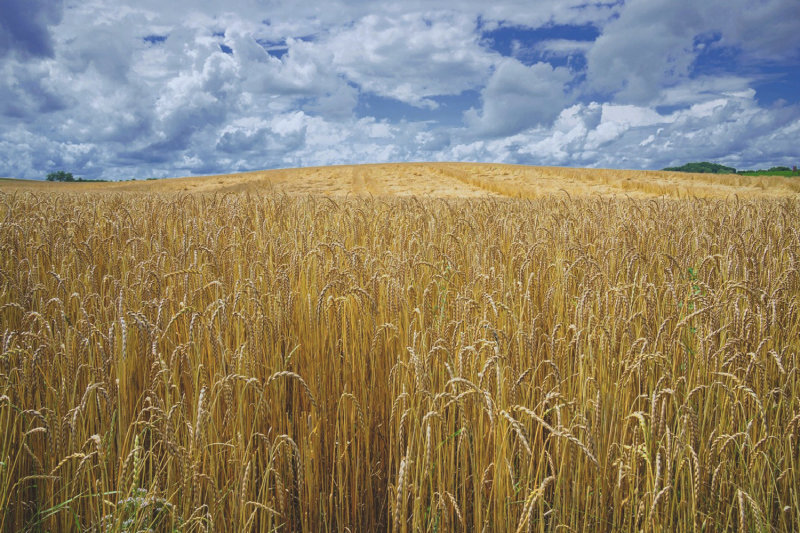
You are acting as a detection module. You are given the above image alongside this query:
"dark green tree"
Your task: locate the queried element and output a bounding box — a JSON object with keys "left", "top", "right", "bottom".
{"left": 663, "top": 162, "right": 737, "bottom": 174}
{"left": 46, "top": 171, "right": 76, "bottom": 182}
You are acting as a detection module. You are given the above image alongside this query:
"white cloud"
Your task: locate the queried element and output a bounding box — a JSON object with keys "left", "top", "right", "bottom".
{"left": 719, "top": 1, "right": 800, "bottom": 62}
{"left": 0, "top": 0, "right": 797, "bottom": 180}
{"left": 600, "top": 105, "right": 667, "bottom": 128}
{"left": 586, "top": 0, "right": 706, "bottom": 104}
{"left": 326, "top": 12, "right": 495, "bottom": 108}
{"left": 653, "top": 76, "right": 754, "bottom": 107}
{"left": 535, "top": 39, "right": 593, "bottom": 56}
{"left": 445, "top": 90, "right": 800, "bottom": 171}
{"left": 586, "top": 0, "right": 800, "bottom": 105}
{"left": 465, "top": 59, "right": 574, "bottom": 136}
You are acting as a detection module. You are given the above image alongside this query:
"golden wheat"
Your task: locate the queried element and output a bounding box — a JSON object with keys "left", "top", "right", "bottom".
{"left": 0, "top": 191, "right": 799, "bottom": 531}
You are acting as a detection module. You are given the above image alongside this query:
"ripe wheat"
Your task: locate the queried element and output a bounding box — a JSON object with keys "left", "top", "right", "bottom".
{"left": 0, "top": 192, "right": 798, "bottom": 531}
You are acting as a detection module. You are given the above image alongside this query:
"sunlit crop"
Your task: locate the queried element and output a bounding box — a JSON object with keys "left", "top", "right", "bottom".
{"left": 1, "top": 191, "right": 798, "bottom": 531}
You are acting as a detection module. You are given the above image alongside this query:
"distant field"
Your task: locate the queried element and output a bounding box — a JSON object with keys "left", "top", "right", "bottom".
{"left": 2, "top": 162, "right": 800, "bottom": 198}
{"left": 737, "top": 170, "right": 798, "bottom": 177}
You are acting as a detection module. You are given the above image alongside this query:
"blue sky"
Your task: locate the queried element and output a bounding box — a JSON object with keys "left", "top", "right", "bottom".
{"left": 0, "top": 0, "right": 798, "bottom": 180}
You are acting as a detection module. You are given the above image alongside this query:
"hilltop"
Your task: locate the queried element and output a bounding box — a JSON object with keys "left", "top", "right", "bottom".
{"left": 1, "top": 162, "right": 799, "bottom": 198}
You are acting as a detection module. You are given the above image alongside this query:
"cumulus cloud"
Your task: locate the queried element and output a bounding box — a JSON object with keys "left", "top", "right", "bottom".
{"left": 327, "top": 12, "right": 494, "bottom": 108}
{"left": 586, "top": 0, "right": 800, "bottom": 105}
{"left": 451, "top": 90, "right": 800, "bottom": 170}
{"left": 0, "top": 60, "right": 70, "bottom": 117}
{"left": 0, "top": 0, "right": 797, "bottom": 180}
{"left": 465, "top": 59, "right": 574, "bottom": 136}
{"left": 720, "top": 1, "right": 800, "bottom": 62}
{"left": 586, "top": 0, "right": 707, "bottom": 104}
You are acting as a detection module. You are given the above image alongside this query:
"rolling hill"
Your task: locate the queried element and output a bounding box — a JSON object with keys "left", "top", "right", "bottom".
{"left": 1, "top": 162, "right": 799, "bottom": 198}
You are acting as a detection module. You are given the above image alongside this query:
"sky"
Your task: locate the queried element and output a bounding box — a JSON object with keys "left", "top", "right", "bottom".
{"left": 0, "top": 0, "right": 799, "bottom": 180}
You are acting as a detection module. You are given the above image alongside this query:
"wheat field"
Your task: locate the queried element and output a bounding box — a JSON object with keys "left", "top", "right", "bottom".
{"left": 3, "top": 162, "right": 800, "bottom": 198}
{"left": 1, "top": 166, "right": 799, "bottom": 531}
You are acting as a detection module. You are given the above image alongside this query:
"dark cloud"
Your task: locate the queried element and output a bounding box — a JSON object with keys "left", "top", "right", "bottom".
{"left": 0, "top": 62, "right": 70, "bottom": 117}
{"left": 216, "top": 128, "right": 268, "bottom": 153}
{"left": 0, "top": 0, "right": 63, "bottom": 58}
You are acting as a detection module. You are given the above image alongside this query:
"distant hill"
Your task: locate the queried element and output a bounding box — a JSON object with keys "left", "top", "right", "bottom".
{"left": 663, "top": 162, "right": 737, "bottom": 174}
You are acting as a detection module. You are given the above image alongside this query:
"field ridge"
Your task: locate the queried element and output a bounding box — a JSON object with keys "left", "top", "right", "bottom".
{"left": 2, "top": 162, "right": 799, "bottom": 198}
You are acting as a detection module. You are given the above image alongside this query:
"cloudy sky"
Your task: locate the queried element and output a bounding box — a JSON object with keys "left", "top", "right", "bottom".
{"left": 1, "top": 0, "right": 799, "bottom": 180}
